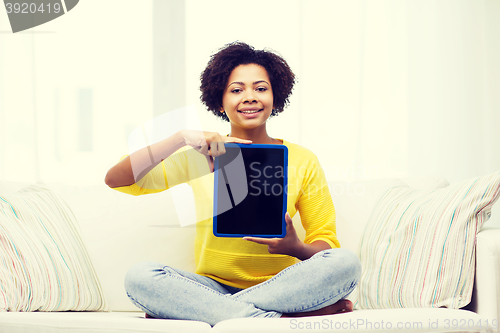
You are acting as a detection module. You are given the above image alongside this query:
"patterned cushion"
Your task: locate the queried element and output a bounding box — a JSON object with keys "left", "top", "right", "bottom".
{"left": 0, "top": 184, "right": 108, "bottom": 311}
{"left": 355, "top": 171, "right": 500, "bottom": 309}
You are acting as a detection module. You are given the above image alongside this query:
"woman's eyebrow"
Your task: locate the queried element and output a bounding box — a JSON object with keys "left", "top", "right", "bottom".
{"left": 228, "top": 80, "right": 270, "bottom": 87}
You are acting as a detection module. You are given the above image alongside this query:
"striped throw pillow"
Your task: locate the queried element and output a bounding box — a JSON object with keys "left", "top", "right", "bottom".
{"left": 355, "top": 171, "right": 500, "bottom": 309}
{"left": 0, "top": 184, "right": 108, "bottom": 311}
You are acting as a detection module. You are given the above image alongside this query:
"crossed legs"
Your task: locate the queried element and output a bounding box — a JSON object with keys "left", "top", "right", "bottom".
{"left": 125, "top": 248, "right": 361, "bottom": 326}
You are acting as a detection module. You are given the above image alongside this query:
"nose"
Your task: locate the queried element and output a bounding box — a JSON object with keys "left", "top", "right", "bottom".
{"left": 242, "top": 90, "right": 257, "bottom": 103}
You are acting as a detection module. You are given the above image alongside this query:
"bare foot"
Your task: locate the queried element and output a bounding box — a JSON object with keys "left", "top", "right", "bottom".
{"left": 282, "top": 299, "right": 353, "bottom": 318}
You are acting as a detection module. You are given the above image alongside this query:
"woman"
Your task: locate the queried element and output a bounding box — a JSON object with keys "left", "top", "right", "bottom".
{"left": 105, "top": 41, "right": 361, "bottom": 325}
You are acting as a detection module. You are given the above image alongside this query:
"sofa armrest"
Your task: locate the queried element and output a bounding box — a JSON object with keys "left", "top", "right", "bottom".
{"left": 475, "top": 225, "right": 500, "bottom": 333}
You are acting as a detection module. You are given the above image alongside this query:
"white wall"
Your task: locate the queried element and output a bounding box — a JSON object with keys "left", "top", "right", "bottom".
{"left": 183, "top": 0, "right": 500, "bottom": 183}
{"left": 0, "top": 0, "right": 153, "bottom": 185}
{"left": 0, "top": 0, "right": 499, "bottom": 186}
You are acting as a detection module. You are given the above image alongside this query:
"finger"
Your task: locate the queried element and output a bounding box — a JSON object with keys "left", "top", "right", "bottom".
{"left": 205, "top": 155, "right": 214, "bottom": 173}
{"left": 210, "top": 140, "right": 225, "bottom": 157}
{"left": 209, "top": 141, "right": 219, "bottom": 156}
{"left": 216, "top": 141, "right": 226, "bottom": 156}
{"left": 284, "top": 213, "right": 296, "bottom": 236}
{"left": 199, "top": 144, "right": 210, "bottom": 156}
{"left": 243, "top": 237, "right": 274, "bottom": 245}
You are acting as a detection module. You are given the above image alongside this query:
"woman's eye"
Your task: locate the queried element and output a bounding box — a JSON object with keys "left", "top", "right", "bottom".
{"left": 256, "top": 87, "right": 267, "bottom": 92}
{"left": 231, "top": 89, "right": 241, "bottom": 93}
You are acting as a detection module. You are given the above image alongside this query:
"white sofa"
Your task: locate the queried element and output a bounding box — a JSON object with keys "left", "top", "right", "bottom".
{"left": 0, "top": 176, "right": 499, "bottom": 333}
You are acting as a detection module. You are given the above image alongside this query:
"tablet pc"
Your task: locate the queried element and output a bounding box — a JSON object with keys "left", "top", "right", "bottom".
{"left": 213, "top": 143, "right": 288, "bottom": 238}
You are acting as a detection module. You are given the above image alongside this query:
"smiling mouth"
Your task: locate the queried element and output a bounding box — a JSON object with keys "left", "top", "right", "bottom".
{"left": 238, "top": 109, "right": 262, "bottom": 114}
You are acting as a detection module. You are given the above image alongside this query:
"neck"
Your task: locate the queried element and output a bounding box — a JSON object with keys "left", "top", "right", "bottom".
{"left": 229, "top": 125, "right": 277, "bottom": 144}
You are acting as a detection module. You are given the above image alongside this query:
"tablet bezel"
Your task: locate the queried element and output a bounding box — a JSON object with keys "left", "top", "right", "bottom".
{"left": 213, "top": 143, "right": 288, "bottom": 238}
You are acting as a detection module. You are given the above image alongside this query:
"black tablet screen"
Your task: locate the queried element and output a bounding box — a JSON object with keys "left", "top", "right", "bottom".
{"left": 214, "top": 145, "right": 287, "bottom": 237}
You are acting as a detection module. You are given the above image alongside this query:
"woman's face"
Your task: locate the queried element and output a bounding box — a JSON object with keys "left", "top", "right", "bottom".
{"left": 220, "top": 63, "right": 274, "bottom": 131}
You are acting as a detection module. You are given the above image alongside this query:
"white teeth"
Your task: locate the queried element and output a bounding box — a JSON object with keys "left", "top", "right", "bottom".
{"left": 240, "top": 110, "right": 260, "bottom": 114}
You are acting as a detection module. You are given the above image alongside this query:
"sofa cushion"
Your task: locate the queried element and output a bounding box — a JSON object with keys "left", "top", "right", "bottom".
{"left": 55, "top": 183, "right": 197, "bottom": 311}
{"left": 296, "top": 178, "right": 449, "bottom": 256}
{"left": 0, "top": 184, "right": 108, "bottom": 311}
{"left": 355, "top": 170, "right": 500, "bottom": 309}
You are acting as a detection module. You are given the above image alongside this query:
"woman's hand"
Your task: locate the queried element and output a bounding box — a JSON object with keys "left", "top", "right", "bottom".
{"left": 180, "top": 130, "right": 251, "bottom": 172}
{"left": 243, "top": 212, "right": 305, "bottom": 259}
{"left": 244, "top": 212, "right": 332, "bottom": 260}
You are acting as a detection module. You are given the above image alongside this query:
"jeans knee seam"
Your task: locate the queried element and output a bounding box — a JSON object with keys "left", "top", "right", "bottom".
{"left": 232, "top": 250, "right": 330, "bottom": 301}
{"left": 292, "top": 279, "right": 358, "bottom": 312}
{"left": 127, "top": 293, "right": 161, "bottom": 318}
{"left": 164, "top": 273, "right": 256, "bottom": 305}
{"left": 126, "top": 274, "right": 253, "bottom": 318}
{"left": 158, "top": 266, "right": 230, "bottom": 294}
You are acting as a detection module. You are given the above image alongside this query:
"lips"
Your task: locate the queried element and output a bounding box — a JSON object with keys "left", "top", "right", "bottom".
{"left": 237, "top": 109, "right": 262, "bottom": 118}
{"left": 238, "top": 108, "right": 262, "bottom": 114}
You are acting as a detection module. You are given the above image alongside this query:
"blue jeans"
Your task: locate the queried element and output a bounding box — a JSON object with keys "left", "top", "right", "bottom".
{"left": 124, "top": 248, "right": 361, "bottom": 326}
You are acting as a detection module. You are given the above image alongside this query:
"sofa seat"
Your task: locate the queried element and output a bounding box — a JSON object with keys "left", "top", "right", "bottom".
{"left": 216, "top": 309, "right": 492, "bottom": 333}
{"left": 0, "top": 311, "right": 212, "bottom": 333}
{"left": 0, "top": 308, "right": 490, "bottom": 333}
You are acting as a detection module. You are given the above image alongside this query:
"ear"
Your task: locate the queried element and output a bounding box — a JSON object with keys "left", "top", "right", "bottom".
{"left": 219, "top": 107, "right": 225, "bottom": 113}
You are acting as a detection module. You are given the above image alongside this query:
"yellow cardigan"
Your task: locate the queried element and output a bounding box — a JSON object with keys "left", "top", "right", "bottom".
{"left": 113, "top": 139, "right": 339, "bottom": 289}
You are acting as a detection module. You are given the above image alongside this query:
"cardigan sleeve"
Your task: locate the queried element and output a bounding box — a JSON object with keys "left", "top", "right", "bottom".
{"left": 111, "top": 146, "right": 191, "bottom": 196}
{"left": 296, "top": 154, "right": 340, "bottom": 249}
